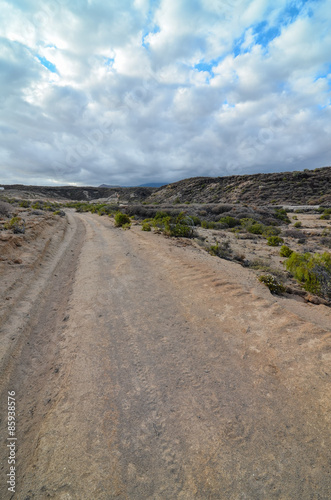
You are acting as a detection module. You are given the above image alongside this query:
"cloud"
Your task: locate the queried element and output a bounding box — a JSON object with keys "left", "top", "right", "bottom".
{"left": 0, "top": 0, "right": 330, "bottom": 186}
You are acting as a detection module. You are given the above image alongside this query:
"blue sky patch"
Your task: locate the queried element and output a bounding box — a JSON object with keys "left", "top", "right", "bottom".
{"left": 36, "top": 55, "right": 57, "bottom": 73}
{"left": 103, "top": 57, "right": 114, "bottom": 67}
{"left": 233, "top": 32, "right": 248, "bottom": 57}
{"left": 279, "top": 0, "right": 316, "bottom": 26}
{"left": 253, "top": 22, "right": 280, "bottom": 47}
{"left": 194, "top": 56, "right": 223, "bottom": 76}
{"left": 195, "top": 62, "right": 214, "bottom": 74}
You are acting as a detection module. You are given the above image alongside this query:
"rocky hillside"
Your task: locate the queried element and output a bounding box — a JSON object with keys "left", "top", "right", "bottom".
{"left": 0, "top": 185, "right": 155, "bottom": 202}
{"left": 146, "top": 167, "right": 331, "bottom": 205}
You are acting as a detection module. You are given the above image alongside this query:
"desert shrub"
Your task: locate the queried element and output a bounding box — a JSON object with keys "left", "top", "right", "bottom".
{"left": 67, "top": 202, "right": 91, "bottom": 212}
{"left": 274, "top": 208, "right": 290, "bottom": 224}
{"left": 114, "top": 212, "right": 131, "bottom": 227}
{"left": 31, "top": 201, "right": 44, "bottom": 210}
{"left": 98, "top": 205, "right": 115, "bottom": 216}
{"left": 294, "top": 221, "right": 302, "bottom": 228}
{"left": 240, "top": 218, "right": 264, "bottom": 234}
{"left": 207, "top": 240, "right": 232, "bottom": 259}
{"left": 320, "top": 214, "right": 330, "bottom": 220}
{"left": 280, "top": 245, "right": 293, "bottom": 257}
{"left": 155, "top": 211, "right": 170, "bottom": 220}
{"left": 43, "top": 204, "right": 55, "bottom": 212}
{"left": 4, "top": 216, "right": 25, "bottom": 234}
{"left": 267, "top": 236, "right": 284, "bottom": 246}
{"left": 201, "top": 220, "right": 216, "bottom": 229}
{"left": 213, "top": 222, "right": 226, "bottom": 230}
{"left": 219, "top": 216, "right": 240, "bottom": 228}
{"left": 247, "top": 259, "right": 283, "bottom": 277}
{"left": 262, "top": 226, "right": 281, "bottom": 237}
{"left": 282, "top": 229, "right": 306, "bottom": 240}
{"left": 321, "top": 237, "right": 331, "bottom": 248}
{"left": 122, "top": 222, "right": 131, "bottom": 230}
{"left": 163, "top": 212, "right": 195, "bottom": 237}
{"left": 19, "top": 200, "right": 30, "bottom": 208}
{"left": 0, "top": 201, "right": 13, "bottom": 217}
{"left": 211, "top": 204, "right": 233, "bottom": 214}
{"left": 142, "top": 222, "right": 151, "bottom": 231}
{"left": 292, "top": 215, "right": 298, "bottom": 220}
{"left": 190, "top": 216, "right": 201, "bottom": 226}
{"left": 258, "top": 274, "right": 285, "bottom": 294}
{"left": 285, "top": 251, "right": 331, "bottom": 299}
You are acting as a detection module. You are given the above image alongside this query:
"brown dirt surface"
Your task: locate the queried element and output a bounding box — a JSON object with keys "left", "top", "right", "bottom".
{"left": 0, "top": 211, "right": 330, "bottom": 499}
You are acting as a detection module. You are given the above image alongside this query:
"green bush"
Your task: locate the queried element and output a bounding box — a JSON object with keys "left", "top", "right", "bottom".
{"left": 164, "top": 213, "right": 194, "bottom": 237}
{"left": 318, "top": 207, "right": 331, "bottom": 216}
{"left": 219, "top": 216, "right": 240, "bottom": 228}
{"left": 258, "top": 274, "right": 285, "bottom": 294}
{"left": 267, "top": 236, "right": 284, "bottom": 246}
{"left": 262, "top": 226, "right": 281, "bottom": 237}
{"left": 280, "top": 245, "right": 293, "bottom": 257}
{"left": 155, "top": 211, "right": 170, "bottom": 220}
{"left": 142, "top": 222, "right": 151, "bottom": 231}
{"left": 240, "top": 218, "right": 264, "bottom": 234}
{"left": 19, "top": 200, "right": 30, "bottom": 208}
{"left": 190, "top": 216, "right": 201, "bottom": 226}
{"left": 4, "top": 216, "right": 25, "bottom": 234}
{"left": 31, "top": 201, "right": 44, "bottom": 210}
{"left": 201, "top": 220, "right": 216, "bottom": 229}
{"left": 114, "top": 212, "right": 131, "bottom": 227}
{"left": 207, "top": 240, "right": 232, "bottom": 259}
{"left": 294, "top": 221, "right": 302, "bottom": 228}
{"left": 285, "top": 251, "right": 331, "bottom": 299}
{"left": 275, "top": 208, "right": 290, "bottom": 224}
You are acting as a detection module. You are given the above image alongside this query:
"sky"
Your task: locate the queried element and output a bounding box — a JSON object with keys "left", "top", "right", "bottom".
{"left": 0, "top": 0, "right": 330, "bottom": 186}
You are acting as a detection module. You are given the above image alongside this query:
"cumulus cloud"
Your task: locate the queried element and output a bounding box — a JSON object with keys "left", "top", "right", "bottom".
{"left": 0, "top": 0, "right": 330, "bottom": 186}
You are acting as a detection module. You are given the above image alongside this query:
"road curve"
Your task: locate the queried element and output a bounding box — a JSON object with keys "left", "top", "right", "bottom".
{"left": 0, "top": 212, "right": 330, "bottom": 499}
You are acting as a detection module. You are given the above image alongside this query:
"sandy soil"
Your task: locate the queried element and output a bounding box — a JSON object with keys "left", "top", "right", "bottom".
{"left": 0, "top": 211, "right": 330, "bottom": 499}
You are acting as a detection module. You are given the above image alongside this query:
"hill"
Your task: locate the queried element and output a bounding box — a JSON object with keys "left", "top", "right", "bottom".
{"left": 145, "top": 167, "right": 331, "bottom": 206}
{"left": 0, "top": 185, "right": 155, "bottom": 202}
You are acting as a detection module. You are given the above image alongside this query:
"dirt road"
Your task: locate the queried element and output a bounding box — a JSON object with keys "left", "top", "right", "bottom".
{"left": 0, "top": 212, "right": 330, "bottom": 499}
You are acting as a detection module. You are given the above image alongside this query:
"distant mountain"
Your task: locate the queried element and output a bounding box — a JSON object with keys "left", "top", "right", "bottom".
{"left": 99, "top": 184, "right": 121, "bottom": 188}
{"left": 138, "top": 182, "right": 166, "bottom": 188}
{"left": 99, "top": 182, "right": 166, "bottom": 188}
